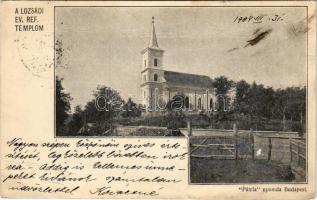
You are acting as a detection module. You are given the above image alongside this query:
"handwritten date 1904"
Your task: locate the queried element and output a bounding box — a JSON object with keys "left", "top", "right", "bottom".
{"left": 234, "top": 14, "right": 284, "bottom": 24}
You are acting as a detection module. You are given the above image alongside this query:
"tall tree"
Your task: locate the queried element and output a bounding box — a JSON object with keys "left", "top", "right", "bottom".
{"left": 68, "top": 105, "right": 84, "bottom": 135}
{"left": 213, "top": 76, "right": 234, "bottom": 112}
{"left": 234, "top": 80, "right": 251, "bottom": 115}
{"left": 272, "top": 87, "right": 306, "bottom": 130}
{"left": 56, "top": 76, "right": 72, "bottom": 134}
{"left": 247, "top": 83, "right": 275, "bottom": 119}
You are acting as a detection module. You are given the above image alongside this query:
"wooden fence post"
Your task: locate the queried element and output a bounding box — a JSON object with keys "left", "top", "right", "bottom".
{"left": 187, "top": 120, "right": 192, "bottom": 137}
{"left": 268, "top": 137, "right": 272, "bottom": 161}
{"left": 233, "top": 123, "right": 238, "bottom": 160}
{"left": 297, "top": 140, "right": 300, "bottom": 165}
{"left": 290, "top": 139, "right": 293, "bottom": 164}
{"left": 250, "top": 129, "right": 255, "bottom": 161}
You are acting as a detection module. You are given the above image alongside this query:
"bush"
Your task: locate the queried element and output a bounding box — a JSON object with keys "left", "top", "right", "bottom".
{"left": 115, "top": 112, "right": 304, "bottom": 132}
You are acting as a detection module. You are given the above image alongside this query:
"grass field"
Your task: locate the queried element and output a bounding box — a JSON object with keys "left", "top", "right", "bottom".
{"left": 190, "top": 159, "right": 295, "bottom": 183}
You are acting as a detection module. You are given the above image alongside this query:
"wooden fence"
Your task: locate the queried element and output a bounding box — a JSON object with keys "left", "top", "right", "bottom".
{"left": 290, "top": 138, "right": 306, "bottom": 175}
{"left": 188, "top": 123, "right": 306, "bottom": 164}
{"left": 189, "top": 124, "right": 251, "bottom": 160}
{"left": 190, "top": 135, "right": 236, "bottom": 159}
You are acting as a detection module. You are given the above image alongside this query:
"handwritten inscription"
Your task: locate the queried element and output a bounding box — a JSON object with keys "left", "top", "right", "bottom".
{"left": 2, "top": 137, "right": 187, "bottom": 197}
{"left": 234, "top": 14, "right": 285, "bottom": 24}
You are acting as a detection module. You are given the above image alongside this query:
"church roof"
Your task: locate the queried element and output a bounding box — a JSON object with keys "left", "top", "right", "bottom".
{"left": 163, "top": 71, "right": 213, "bottom": 88}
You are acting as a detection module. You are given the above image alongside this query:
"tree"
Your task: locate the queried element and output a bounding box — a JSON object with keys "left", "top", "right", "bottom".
{"left": 84, "top": 85, "right": 124, "bottom": 123}
{"left": 56, "top": 76, "right": 72, "bottom": 134}
{"left": 68, "top": 105, "right": 84, "bottom": 135}
{"left": 213, "top": 76, "right": 234, "bottom": 113}
{"left": 120, "top": 98, "right": 142, "bottom": 118}
{"left": 55, "top": 36, "right": 71, "bottom": 69}
{"left": 246, "top": 82, "right": 275, "bottom": 119}
{"left": 272, "top": 87, "right": 306, "bottom": 131}
{"left": 234, "top": 80, "right": 251, "bottom": 115}
{"left": 166, "top": 94, "right": 185, "bottom": 114}
{"left": 73, "top": 85, "right": 125, "bottom": 135}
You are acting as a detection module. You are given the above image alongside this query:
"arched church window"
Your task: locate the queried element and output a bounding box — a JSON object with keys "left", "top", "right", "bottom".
{"left": 143, "top": 75, "right": 146, "bottom": 82}
{"left": 198, "top": 98, "right": 202, "bottom": 110}
{"left": 210, "top": 98, "right": 213, "bottom": 110}
{"left": 154, "top": 58, "right": 158, "bottom": 67}
{"left": 154, "top": 74, "right": 158, "bottom": 82}
{"left": 184, "top": 96, "right": 189, "bottom": 108}
{"left": 144, "top": 60, "right": 147, "bottom": 67}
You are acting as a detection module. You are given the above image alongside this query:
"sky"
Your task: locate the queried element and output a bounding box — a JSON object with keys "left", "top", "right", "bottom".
{"left": 55, "top": 7, "right": 307, "bottom": 111}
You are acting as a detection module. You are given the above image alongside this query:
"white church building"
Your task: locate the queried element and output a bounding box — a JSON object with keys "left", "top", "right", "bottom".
{"left": 140, "top": 17, "right": 217, "bottom": 112}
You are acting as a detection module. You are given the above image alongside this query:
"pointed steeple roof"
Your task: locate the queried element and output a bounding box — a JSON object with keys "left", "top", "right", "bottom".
{"left": 149, "top": 16, "right": 159, "bottom": 48}
{"left": 141, "top": 16, "right": 164, "bottom": 54}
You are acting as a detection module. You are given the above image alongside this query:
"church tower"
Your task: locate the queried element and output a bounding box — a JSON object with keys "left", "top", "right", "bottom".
{"left": 140, "top": 17, "right": 164, "bottom": 110}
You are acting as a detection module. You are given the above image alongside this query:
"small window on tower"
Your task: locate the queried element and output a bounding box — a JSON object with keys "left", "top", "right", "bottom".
{"left": 144, "top": 60, "right": 146, "bottom": 67}
{"left": 154, "top": 74, "right": 158, "bottom": 82}
{"left": 143, "top": 75, "right": 146, "bottom": 82}
{"left": 154, "top": 58, "right": 158, "bottom": 67}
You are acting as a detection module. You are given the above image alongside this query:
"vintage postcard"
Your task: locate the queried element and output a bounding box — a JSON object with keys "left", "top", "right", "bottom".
{"left": 0, "top": 1, "right": 316, "bottom": 199}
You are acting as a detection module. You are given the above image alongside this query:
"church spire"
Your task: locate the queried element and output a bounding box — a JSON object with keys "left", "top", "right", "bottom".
{"left": 149, "top": 16, "right": 159, "bottom": 48}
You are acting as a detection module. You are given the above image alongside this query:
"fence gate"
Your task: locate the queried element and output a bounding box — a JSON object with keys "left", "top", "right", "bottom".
{"left": 190, "top": 136, "right": 236, "bottom": 159}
